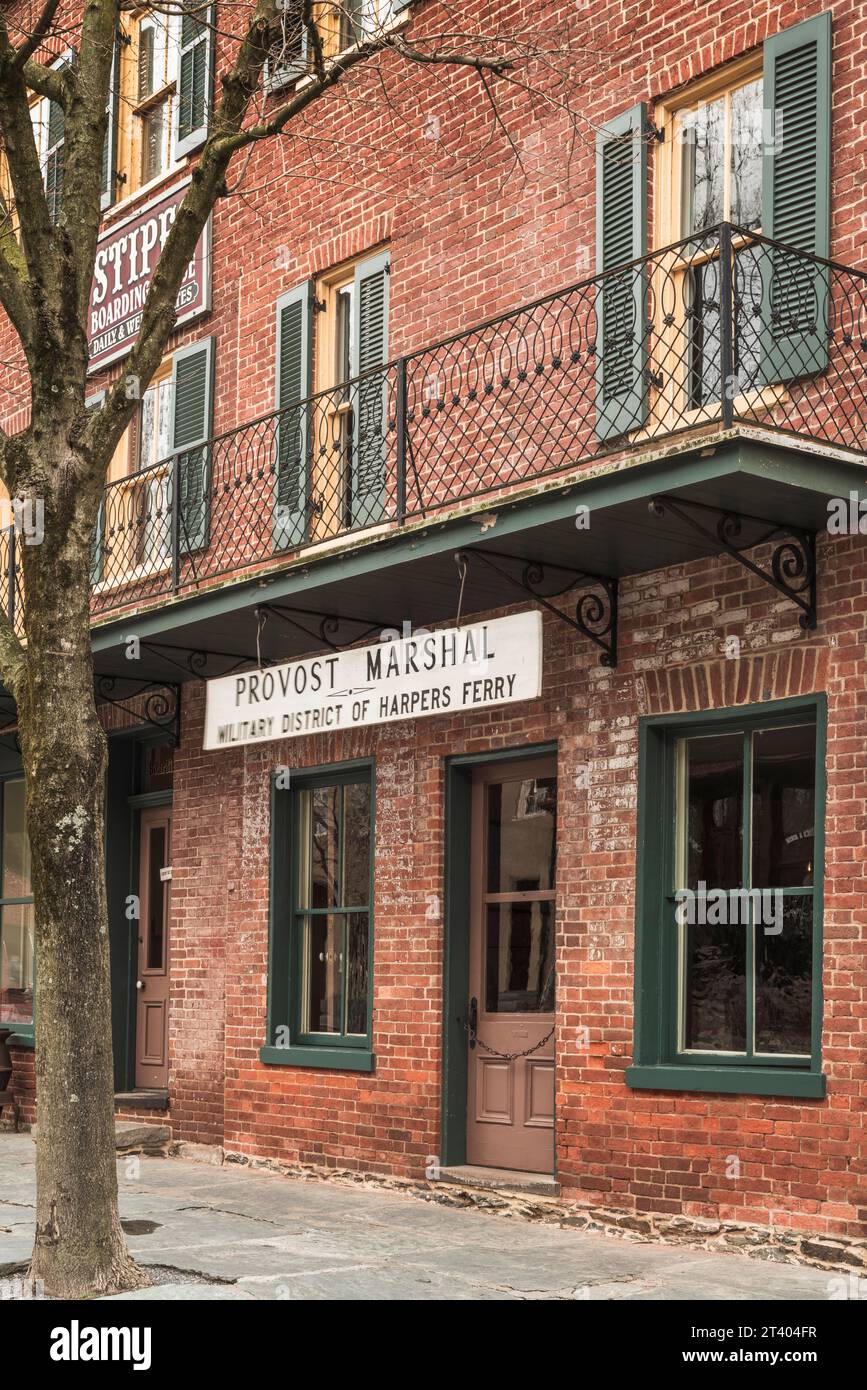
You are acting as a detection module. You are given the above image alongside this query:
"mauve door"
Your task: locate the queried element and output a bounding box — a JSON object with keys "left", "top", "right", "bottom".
{"left": 134, "top": 808, "right": 172, "bottom": 1089}
{"left": 466, "top": 760, "right": 556, "bottom": 1174}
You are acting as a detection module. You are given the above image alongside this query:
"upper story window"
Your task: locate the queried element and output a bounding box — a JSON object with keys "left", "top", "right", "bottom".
{"left": 101, "top": 4, "right": 214, "bottom": 211}
{"left": 30, "top": 92, "right": 65, "bottom": 224}
{"left": 595, "top": 12, "right": 832, "bottom": 444}
{"left": 267, "top": 1, "right": 400, "bottom": 91}
{"left": 93, "top": 338, "right": 214, "bottom": 589}
{"left": 135, "top": 10, "right": 178, "bottom": 186}
{"left": 116, "top": 8, "right": 180, "bottom": 197}
{"left": 274, "top": 248, "right": 390, "bottom": 550}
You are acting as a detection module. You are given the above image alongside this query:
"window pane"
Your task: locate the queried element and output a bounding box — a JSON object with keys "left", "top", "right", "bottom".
{"left": 733, "top": 242, "right": 763, "bottom": 392}
{"left": 486, "top": 776, "right": 556, "bottom": 893}
{"left": 683, "top": 919, "right": 746, "bottom": 1051}
{"left": 146, "top": 825, "right": 167, "bottom": 970}
{"left": 139, "top": 388, "right": 156, "bottom": 472}
{"left": 683, "top": 734, "right": 743, "bottom": 889}
{"left": 730, "top": 78, "right": 763, "bottom": 230}
{"left": 141, "top": 101, "right": 168, "bottom": 184}
{"left": 485, "top": 900, "right": 555, "bottom": 1014}
{"left": 682, "top": 96, "right": 725, "bottom": 235}
{"left": 752, "top": 724, "right": 815, "bottom": 887}
{"left": 345, "top": 912, "right": 369, "bottom": 1035}
{"left": 342, "top": 782, "right": 370, "bottom": 907}
{"left": 157, "top": 379, "right": 174, "bottom": 464}
{"left": 305, "top": 785, "right": 340, "bottom": 909}
{"left": 754, "top": 895, "right": 812, "bottom": 1055}
{"left": 2, "top": 779, "right": 31, "bottom": 898}
{"left": 303, "top": 914, "right": 342, "bottom": 1033}
{"left": 686, "top": 261, "right": 722, "bottom": 408}
{"left": 0, "top": 902, "right": 34, "bottom": 1025}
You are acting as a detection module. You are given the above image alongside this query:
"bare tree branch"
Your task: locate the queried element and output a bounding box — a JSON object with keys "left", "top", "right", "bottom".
{"left": 13, "top": 0, "right": 64, "bottom": 69}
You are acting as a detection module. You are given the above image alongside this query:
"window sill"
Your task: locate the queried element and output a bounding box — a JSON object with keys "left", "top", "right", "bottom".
{"left": 625, "top": 1064, "right": 826, "bottom": 1099}
{"left": 102, "top": 162, "right": 187, "bottom": 227}
{"left": 3, "top": 1029, "right": 34, "bottom": 1049}
{"left": 259, "top": 1044, "right": 374, "bottom": 1073}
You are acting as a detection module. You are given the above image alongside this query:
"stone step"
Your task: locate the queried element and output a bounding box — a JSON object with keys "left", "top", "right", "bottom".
{"left": 114, "top": 1121, "right": 171, "bottom": 1154}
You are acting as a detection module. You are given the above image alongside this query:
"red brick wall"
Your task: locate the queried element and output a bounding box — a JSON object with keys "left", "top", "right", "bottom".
{"left": 1, "top": 0, "right": 865, "bottom": 438}
{"left": 0, "top": 0, "right": 865, "bottom": 1239}
{"left": 159, "top": 526, "right": 865, "bottom": 1238}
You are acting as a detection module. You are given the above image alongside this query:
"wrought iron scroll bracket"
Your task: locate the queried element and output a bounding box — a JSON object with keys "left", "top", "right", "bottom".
{"left": 94, "top": 678, "right": 181, "bottom": 745}
{"left": 260, "top": 602, "right": 396, "bottom": 653}
{"left": 649, "top": 495, "right": 817, "bottom": 630}
{"left": 455, "top": 549, "right": 618, "bottom": 667}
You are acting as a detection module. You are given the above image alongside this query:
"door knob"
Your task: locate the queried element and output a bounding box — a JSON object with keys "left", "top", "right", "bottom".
{"left": 136, "top": 980, "right": 144, "bottom": 991}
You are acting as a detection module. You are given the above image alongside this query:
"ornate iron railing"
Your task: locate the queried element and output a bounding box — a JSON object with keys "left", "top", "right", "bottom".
{"left": 3, "top": 223, "right": 866, "bottom": 625}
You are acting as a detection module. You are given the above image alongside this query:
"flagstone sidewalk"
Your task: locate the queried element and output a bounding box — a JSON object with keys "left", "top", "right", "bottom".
{"left": 0, "top": 1132, "right": 843, "bottom": 1301}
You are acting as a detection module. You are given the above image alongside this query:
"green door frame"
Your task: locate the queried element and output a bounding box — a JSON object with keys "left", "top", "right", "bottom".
{"left": 441, "top": 741, "right": 558, "bottom": 1168}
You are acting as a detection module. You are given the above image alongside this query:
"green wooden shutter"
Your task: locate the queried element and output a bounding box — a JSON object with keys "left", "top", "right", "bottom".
{"left": 761, "top": 11, "right": 832, "bottom": 381}
{"left": 86, "top": 391, "right": 106, "bottom": 584}
{"left": 100, "top": 37, "right": 119, "bottom": 210}
{"left": 274, "top": 281, "right": 313, "bottom": 551}
{"left": 175, "top": 2, "right": 214, "bottom": 159}
{"left": 351, "top": 250, "right": 390, "bottom": 529}
{"left": 44, "top": 97, "right": 65, "bottom": 225}
{"left": 171, "top": 338, "right": 214, "bottom": 554}
{"left": 595, "top": 103, "right": 648, "bottom": 441}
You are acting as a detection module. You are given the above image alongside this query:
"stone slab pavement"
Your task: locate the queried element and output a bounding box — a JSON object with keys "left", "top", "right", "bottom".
{"left": 0, "top": 1133, "right": 843, "bottom": 1301}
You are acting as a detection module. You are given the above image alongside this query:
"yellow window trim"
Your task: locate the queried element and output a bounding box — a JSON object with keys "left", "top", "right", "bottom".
{"left": 644, "top": 55, "right": 787, "bottom": 434}
{"left": 653, "top": 53, "right": 763, "bottom": 251}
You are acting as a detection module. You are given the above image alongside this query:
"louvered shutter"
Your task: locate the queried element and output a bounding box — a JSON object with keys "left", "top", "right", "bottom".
{"left": 86, "top": 391, "right": 106, "bottom": 585}
{"left": 350, "top": 250, "right": 390, "bottom": 528}
{"left": 171, "top": 339, "right": 214, "bottom": 554}
{"left": 44, "top": 97, "right": 65, "bottom": 225}
{"left": 761, "top": 12, "right": 832, "bottom": 382}
{"left": 595, "top": 103, "right": 648, "bottom": 441}
{"left": 274, "top": 281, "right": 313, "bottom": 551}
{"left": 175, "top": 2, "right": 214, "bottom": 159}
{"left": 100, "top": 37, "right": 119, "bottom": 211}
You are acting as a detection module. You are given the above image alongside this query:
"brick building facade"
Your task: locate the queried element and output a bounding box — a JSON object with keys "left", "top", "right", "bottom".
{"left": 1, "top": 0, "right": 866, "bottom": 1253}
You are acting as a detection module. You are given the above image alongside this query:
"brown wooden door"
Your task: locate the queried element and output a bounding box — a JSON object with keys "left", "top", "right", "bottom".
{"left": 134, "top": 808, "right": 172, "bottom": 1089}
{"left": 466, "top": 759, "right": 556, "bottom": 1174}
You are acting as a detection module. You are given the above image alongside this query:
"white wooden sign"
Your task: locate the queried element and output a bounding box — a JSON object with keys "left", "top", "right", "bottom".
{"left": 203, "top": 611, "right": 542, "bottom": 751}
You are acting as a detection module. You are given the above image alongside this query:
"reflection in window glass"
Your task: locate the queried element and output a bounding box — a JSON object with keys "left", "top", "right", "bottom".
{"left": 683, "top": 734, "right": 743, "bottom": 890}
{"left": 487, "top": 777, "right": 556, "bottom": 893}
{"left": 2, "top": 778, "right": 31, "bottom": 899}
{"left": 683, "top": 918, "right": 747, "bottom": 1051}
{"left": 730, "top": 78, "right": 763, "bottom": 230}
{"left": 755, "top": 895, "right": 812, "bottom": 1055}
{"left": 752, "top": 725, "right": 815, "bottom": 888}
{"left": 485, "top": 901, "right": 554, "bottom": 1014}
{"left": 294, "top": 776, "right": 372, "bottom": 1043}
{"left": 674, "top": 720, "right": 818, "bottom": 1061}
{"left": 682, "top": 95, "right": 725, "bottom": 235}
{"left": 0, "top": 780, "right": 34, "bottom": 1026}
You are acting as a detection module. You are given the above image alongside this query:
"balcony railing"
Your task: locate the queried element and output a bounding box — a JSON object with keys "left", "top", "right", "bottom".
{"left": 4, "top": 223, "right": 866, "bottom": 625}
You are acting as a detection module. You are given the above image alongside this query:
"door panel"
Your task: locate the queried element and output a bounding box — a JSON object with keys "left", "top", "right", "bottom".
{"left": 467, "top": 759, "right": 556, "bottom": 1173}
{"left": 134, "top": 808, "right": 172, "bottom": 1088}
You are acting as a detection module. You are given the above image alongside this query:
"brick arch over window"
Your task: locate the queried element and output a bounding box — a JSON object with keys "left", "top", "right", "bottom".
{"left": 638, "top": 643, "right": 830, "bottom": 716}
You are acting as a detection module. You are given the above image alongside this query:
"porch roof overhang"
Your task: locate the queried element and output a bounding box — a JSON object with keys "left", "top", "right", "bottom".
{"left": 84, "top": 431, "right": 866, "bottom": 690}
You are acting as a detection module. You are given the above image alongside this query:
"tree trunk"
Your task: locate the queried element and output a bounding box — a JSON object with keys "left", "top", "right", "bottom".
{"left": 16, "top": 441, "right": 148, "bottom": 1298}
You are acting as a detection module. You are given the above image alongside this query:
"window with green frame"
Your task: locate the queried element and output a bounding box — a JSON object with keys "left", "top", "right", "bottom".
{"left": 262, "top": 761, "right": 375, "bottom": 1072}
{"left": 0, "top": 777, "right": 34, "bottom": 1033}
{"left": 627, "top": 697, "right": 826, "bottom": 1099}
